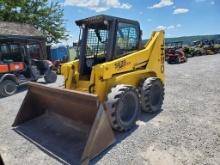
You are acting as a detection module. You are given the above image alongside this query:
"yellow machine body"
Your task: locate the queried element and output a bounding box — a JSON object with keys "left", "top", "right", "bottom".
{"left": 62, "top": 31, "right": 165, "bottom": 102}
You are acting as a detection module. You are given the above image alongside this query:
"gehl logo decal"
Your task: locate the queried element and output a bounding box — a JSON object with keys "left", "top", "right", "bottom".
{"left": 115, "top": 60, "right": 130, "bottom": 70}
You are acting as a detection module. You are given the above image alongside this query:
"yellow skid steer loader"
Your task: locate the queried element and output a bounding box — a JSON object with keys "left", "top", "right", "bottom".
{"left": 13, "top": 15, "right": 165, "bottom": 164}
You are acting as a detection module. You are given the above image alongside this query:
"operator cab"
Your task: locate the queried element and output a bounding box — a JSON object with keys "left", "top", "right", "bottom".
{"left": 75, "top": 15, "right": 142, "bottom": 75}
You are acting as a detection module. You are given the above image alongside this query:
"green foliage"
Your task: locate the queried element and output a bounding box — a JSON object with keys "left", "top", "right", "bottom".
{"left": 0, "top": 0, "right": 68, "bottom": 43}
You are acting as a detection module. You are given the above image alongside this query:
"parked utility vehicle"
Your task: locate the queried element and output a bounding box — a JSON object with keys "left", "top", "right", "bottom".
{"left": 0, "top": 37, "right": 57, "bottom": 97}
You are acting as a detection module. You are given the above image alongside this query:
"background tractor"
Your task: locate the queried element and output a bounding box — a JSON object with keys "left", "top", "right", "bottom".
{"left": 190, "top": 40, "right": 217, "bottom": 56}
{"left": 213, "top": 39, "right": 220, "bottom": 53}
{"left": 0, "top": 37, "right": 57, "bottom": 97}
{"left": 13, "top": 15, "right": 165, "bottom": 164}
{"left": 165, "top": 41, "right": 187, "bottom": 64}
{"left": 202, "top": 40, "right": 215, "bottom": 55}
{"left": 190, "top": 40, "right": 209, "bottom": 56}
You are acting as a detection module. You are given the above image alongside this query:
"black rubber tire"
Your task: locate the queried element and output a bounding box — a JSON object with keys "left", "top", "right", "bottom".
{"left": 174, "top": 56, "right": 180, "bottom": 64}
{"left": 106, "top": 85, "right": 140, "bottom": 132}
{"left": 31, "top": 65, "right": 40, "bottom": 81}
{"left": 0, "top": 80, "right": 17, "bottom": 97}
{"left": 44, "top": 71, "right": 57, "bottom": 83}
{"left": 140, "top": 77, "right": 164, "bottom": 113}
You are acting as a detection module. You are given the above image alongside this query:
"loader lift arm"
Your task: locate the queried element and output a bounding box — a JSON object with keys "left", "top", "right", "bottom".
{"left": 100, "top": 31, "right": 165, "bottom": 80}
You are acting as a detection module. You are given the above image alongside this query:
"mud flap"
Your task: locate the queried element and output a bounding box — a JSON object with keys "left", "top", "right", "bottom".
{"left": 12, "top": 82, "right": 115, "bottom": 164}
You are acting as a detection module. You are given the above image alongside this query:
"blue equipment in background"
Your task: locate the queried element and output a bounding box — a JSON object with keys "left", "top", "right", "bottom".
{"left": 50, "top": 45, "right": 69, "bottom": 62}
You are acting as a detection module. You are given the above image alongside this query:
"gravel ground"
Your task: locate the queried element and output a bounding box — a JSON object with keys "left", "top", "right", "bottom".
{"left": 0, "top": 55, "right": 220, "bottom": 165}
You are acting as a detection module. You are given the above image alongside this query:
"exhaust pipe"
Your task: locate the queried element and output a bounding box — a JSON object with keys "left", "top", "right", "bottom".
{"left": 12, "top": 83, "right": 115, "bottom": 164}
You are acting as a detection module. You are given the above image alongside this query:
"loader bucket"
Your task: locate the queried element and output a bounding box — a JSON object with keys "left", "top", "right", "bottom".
{"left": 12, "top": 82, "right": 115, "bottom": 164}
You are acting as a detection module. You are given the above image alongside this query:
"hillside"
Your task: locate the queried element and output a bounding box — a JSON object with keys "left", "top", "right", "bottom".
{"left": 143, "top": 34, "right": 220, "bottom": 45}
